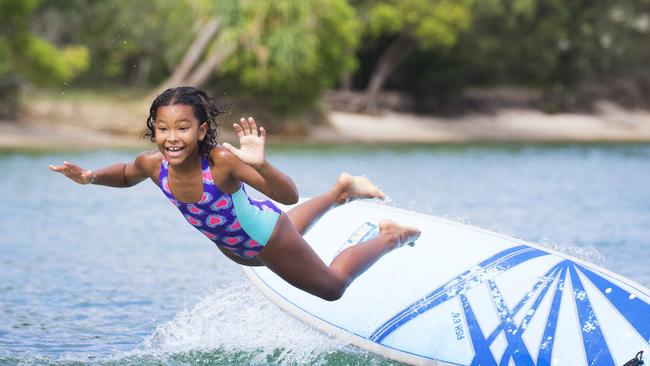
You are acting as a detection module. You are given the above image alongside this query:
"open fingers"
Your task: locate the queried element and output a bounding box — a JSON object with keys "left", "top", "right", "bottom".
{"left": 240, "top": 117, "right": 251, "bottom": 135}
{"left": 232, "top": 122, "right": 245, "bottom": 139}
{"left": 247, "top": 117, "right": 258, "bottom": 136}
{"left": 259, "top": 126, "right": 266, "bottom": 141}
{"left": 234, "top": 116, "right": 265, "bottom": 140}
{"left": 239, "top": 116, "right": 261, "bottom": 136}
{"left": 49, "top": 161, "right": 79, "bottom": 175}
{"left": 49, "top": 162, "right": 69, "bottom": 173}
{"left": 63, "top": 162, "right": 81, "bottom": 173}
{"left": 49, "top": 165, "right": 64, "bottom": 173}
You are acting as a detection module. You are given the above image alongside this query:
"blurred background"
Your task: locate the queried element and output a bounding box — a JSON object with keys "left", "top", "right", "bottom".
{"left": 1, "top": 1, "right": 650, "bottom": 365}
{"left": 1, "top": 0, "right": 649, "bottom": 145}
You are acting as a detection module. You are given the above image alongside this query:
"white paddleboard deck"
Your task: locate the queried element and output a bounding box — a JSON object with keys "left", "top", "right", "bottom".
{"left": 242, "top": 201, "right": 650, "bottom": 365}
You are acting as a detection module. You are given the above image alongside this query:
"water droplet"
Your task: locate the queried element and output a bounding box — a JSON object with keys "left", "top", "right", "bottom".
{"left": 605, "top": 287, "right": 612, "bottom": 294}
{"left": 629, "top": 294, "right": 637, "bottom": 300}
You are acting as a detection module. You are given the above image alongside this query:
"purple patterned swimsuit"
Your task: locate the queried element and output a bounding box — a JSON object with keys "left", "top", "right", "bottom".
{"left": 158, "top": 156, "right": 282, "bottom": 258}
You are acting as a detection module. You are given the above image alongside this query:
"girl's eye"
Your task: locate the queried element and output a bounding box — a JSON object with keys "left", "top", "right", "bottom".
{"left": 180, "top": 127, "right": 189, "bottom": 131}
{"left": 157, "top": 127, "right": 167, "bottom": 132}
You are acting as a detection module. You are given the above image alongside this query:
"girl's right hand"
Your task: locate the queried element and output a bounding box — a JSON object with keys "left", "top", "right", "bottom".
{"left": 49, "top": 161, "right": 94, "bottom": 185}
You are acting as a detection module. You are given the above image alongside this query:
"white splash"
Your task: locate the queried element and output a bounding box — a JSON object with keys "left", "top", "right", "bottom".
{"left": 127, "top": 284, "right": 351, "bottom": 364}
{"left": 536, "top": 237, "right": 606, "bottom": 265}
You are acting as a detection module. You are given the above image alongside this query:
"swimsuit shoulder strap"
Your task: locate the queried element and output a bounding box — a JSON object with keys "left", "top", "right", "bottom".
{"left": 200, "top": 155, "right": 213, "bottom": 185}
{"left": 158, "top": 158, "right": 175, "bottom": 200}
{"left": 201, "top": 155, "right": 225, "bottom": 195}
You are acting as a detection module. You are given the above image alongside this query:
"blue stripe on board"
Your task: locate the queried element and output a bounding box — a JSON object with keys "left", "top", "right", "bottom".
{"left": 485, "top": 280, "right": 535, "bottom": 365}
{"left": 575, "top": 263, "right": 650, "bottom": 343}
{"left": 536, "top": 266, "right": 568, "bottom": 366}
{"left": 459, "top": 294, "right": 498, "bottom": 366}
{"left": 249, "top": 269, "right": 471, "bottom": 366}
{"left": 488, "top": 263, "right": 567, "bottom": 364}
{"left": 568, "top": 266, "right": 615, "bottom": 366}
{"left": 486, "top": 264, "right": 563, "bottom": 345}
{"left": 514, "top": 263, "right": 566, "bottom": 337}
{"left": 510, "top": 265, "right": 559, "bottom": 317}
{"left": 369, "top": 245, "right": 549, "bottom": 343}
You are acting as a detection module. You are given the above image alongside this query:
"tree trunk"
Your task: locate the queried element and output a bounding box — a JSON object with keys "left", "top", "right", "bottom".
{"left": 363, "top": 35, "right": 416, "bottom": 114}
{"left": 340, "top": 71, "right": 352, "bottom": 91}
{"left": 134, "top": 57, "right": 151, "bottom": 87}
{"left": 185, "top": 37, "right": 237, "bottom": 87}
{"left": 149, "top": 18, "right": 221, "bottom": 97}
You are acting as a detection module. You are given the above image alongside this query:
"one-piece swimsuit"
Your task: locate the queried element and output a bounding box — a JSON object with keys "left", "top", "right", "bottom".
{"left": 158, "top": 156, "right": 281, "bottom": 258}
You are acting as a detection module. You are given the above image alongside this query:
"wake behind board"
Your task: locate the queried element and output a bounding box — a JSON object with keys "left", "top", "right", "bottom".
{"left": 242, "top": 201, "right": 650, "bottom": 366}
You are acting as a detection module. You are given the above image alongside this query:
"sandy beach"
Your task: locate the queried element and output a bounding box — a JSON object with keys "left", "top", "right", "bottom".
{"left": 1, "top": 100, "right": 650, "bottom": 151}
{"left": 324, "top": 102, "right": 650, "bottom": 143}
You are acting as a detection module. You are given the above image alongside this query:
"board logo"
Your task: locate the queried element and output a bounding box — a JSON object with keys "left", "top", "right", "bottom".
{"left": 369, "top": 245, "right": 650, "bottom": 365}
{"left": 451, "top": 311, "right": 466, "bottom": 340}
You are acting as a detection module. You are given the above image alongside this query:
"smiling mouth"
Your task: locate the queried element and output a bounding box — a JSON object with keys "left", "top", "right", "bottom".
{"left": 166, "top": 146, "right": 185, "bottom": 155}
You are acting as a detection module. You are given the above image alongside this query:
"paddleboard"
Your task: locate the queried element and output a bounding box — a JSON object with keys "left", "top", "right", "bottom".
{"left": 242, "top": 200, "right": 650, "bottom": 365}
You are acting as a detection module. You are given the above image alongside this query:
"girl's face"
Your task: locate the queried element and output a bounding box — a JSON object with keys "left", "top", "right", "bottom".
{"left": 154, "top": 104, "right": 208, "bottom": 165}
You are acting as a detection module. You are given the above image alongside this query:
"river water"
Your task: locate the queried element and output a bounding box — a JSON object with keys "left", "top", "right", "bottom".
{"left": 1, "top": 143, "right": 649, "bottom": 365}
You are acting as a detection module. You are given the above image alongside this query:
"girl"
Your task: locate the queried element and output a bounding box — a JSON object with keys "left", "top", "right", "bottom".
{"left": 49, "top": 86, "right": 420, "bottom": 301}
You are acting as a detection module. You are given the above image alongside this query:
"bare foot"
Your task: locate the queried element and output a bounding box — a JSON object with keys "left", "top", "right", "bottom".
{"left": 379, "top": 219, "right": 421, "bottom": 249}
{"left": 335, "top": 172, "right": 386, "bottom": 205}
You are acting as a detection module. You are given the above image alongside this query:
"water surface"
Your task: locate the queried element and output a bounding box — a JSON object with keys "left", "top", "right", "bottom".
{"left": 1, "top": 143, "right": 649, "bottom": 365}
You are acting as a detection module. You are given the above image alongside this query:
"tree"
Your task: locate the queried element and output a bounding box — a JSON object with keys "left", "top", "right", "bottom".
{"left": 0, "top": 0, "right": 88, "bottom": 117}
{"left": 358, "top": 0, "right": 472, "bottom": 113}
{"left": 221, "top": 0, "right": 360, "bottom": 113}
{"left": 154, "top": 0, "right": 360, "bottom": 117}
{"left": 446, "top": 0, "right": 650, "bottom": 110}
{"left": 150, "top": 17, "right": 237, "bottom": 98}
{"left": 34, "top": 0, "right": 202, "bottom": 87}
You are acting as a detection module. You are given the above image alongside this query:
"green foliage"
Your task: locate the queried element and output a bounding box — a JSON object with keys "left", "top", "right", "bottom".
{"left": 0, "top": 0, "right": 89, "bottom": 85}
{"left": 14, "top": 38, "right": 89, "bottom": 84}
{"left": 366, "top": 0, "right": 472, "bottom": 49}
{"left": 3, "top": 0, "right": 648, "bottom": 118}
{"left": 455, "top": 0, "right": 649, "bottom": 87}
{"left": 370, "top": 0, "right": 650, "bottom": 109}
{"left": 216, "top": 0, "right": 361, "bottom": 113}
{"left": 34, "top": 0, "right": 201, "bottom": 85}
{"left": 0, "top": 39, "right": 10, "bottom": 79}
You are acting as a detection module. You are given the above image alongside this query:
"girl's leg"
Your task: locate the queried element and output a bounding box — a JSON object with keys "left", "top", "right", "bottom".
{"left": 258, "top": 213, "right": 420, "bottom": 301}
{"left": 287, "top": 172, "right": 386, "bottom": 235}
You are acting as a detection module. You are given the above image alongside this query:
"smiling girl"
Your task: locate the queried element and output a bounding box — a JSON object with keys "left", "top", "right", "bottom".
{"left": 49, "top": 86, "right": 420, "bottom": 301}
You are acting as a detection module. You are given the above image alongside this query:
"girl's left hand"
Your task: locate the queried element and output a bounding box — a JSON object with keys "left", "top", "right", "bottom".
{"left": 49, "top": 161, "right": 94, "bottom": 184}
{"left": 223, "top": 117, "right": 266, "bottom": 167}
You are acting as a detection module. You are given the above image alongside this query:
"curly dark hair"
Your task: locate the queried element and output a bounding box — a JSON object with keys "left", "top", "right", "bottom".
{"left": 144, "top": 86, "right": 221, "bottom": 156}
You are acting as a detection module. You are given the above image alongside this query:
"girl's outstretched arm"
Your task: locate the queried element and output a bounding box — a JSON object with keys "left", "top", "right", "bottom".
{"left": 49, "top": 150, "right": 159, "bottom": 187}
{"left": 220, "top": 117, "right": 298, "bottom": 204}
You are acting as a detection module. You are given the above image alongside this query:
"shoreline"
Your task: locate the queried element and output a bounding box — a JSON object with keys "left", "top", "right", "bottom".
{"left": 322, "top": 104, "right": 650, "bottom": 144}
{"left": 2, "top": 104, "right": 650, "bottom": 151}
